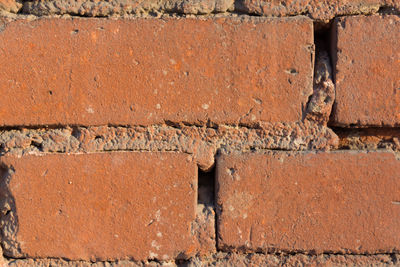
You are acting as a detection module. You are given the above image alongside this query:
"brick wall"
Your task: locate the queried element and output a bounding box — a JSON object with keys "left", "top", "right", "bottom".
{"left": 0, "top": 1, "right": 399, "bottom": 266}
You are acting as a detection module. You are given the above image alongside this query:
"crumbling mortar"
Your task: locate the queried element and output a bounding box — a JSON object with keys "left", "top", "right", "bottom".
{"left": 331, "top": 127, "right": 400, "bottom": 152}
{"left": 2, "top": 5, "right": 400, "bottom": 264}
{"left": 4, "top": 255, "right": 179, "bottom": 266}
{"left": 2, "top": 252, "right": 399, "bottom": 266}
{"left": 0, "top": 1, "right": 399, "bottom": 21}
{"left": 216, "top": 244, "right": 400, "bottom": 257}
{"left": 310, "top": 15, "right": 400, "bottom": 150}
{"left": 0, "top": 121, "right": 338, "bottom": 171}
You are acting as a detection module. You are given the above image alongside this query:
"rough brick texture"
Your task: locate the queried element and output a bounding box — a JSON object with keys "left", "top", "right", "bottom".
{"left": 216, "top": 151, "right": 400, "bottom": 254}
{"left": 0, "top": 16, "right": 313, "bottom": 127}
{"left": 332, "top": 15, "right": 400, "bottom": 126}
{"left": 1, "top": 1, "right": 400, "bottom": 265}
{"left": 0, "top": 152, "right": 198, "bottom": 261}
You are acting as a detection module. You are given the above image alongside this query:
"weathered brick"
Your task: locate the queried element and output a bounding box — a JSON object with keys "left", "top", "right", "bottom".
{"left": 216, "top": 151, "right": 400, "bottom": 253}
{"left": 238, "top": 0, "right": 400, "bottom": 21}
{"left": 0, "top": 17, "right": 313, "bottom": 126}
{"left": 332, "top": 15, "right": 400, "bottom": 126}
{"left": 0, "top": 152, "right": 197, "bottom": 261}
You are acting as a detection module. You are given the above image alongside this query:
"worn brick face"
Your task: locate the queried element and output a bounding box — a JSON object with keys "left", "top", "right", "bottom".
{"left": 0, "top": 17, "right": 313, "bottom": 127}
{"left": 216, "top": 151, "right": 400, "bottom": 254}
{"left": 0, "top": 152, "right": 197, "bottom": 261}
{"left": 332, "top": 15, "right": 400, "bottom": 126}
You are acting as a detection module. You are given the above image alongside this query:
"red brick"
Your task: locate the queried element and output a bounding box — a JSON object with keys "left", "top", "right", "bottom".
{"left": 216, "top": 151, "right": 400, "bottom": 253}
{"left": 332, "top": 15, "right": 400, "bottom": 126}
{"left": 239, "top": 0, "right": 400, "bottom": 21}
{"left": 0, "top": 152, "right": 197, "bottom": 261}
{"left": 0, "top": 17, "right": 313, "bottom": 127}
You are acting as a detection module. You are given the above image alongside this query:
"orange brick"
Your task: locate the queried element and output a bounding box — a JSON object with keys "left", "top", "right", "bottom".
{"left": 332, "top": 15, "right": 400, "bottom": 126}
{"left": 0, "top": 152, "right": 197, "bottom": 261}
{"left": 0, "top": 17, "right": 313, "bottom": 126}
{"left": 216, "top": 151, "right": 400, "bottom": 253}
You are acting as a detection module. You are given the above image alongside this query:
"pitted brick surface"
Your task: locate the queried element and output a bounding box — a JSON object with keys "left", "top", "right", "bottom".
{"left": 0, "top": 152, "right": 198, "bottom": 261}
{"left": 217, "top": 151, "right": 400, "bottom": 254}
{"left": 0, "top": 16, "right": 313, "bottom": 127}
{"left": 332, "top": 15, "right": 400, "bottom": 126}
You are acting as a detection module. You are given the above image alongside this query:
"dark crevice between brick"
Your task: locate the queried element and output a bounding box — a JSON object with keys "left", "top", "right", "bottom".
{"left": 314, "top": 21, "right": 334, "bottom": 68}
{"left": 378, "top": 5, "right": 400, "bottom": 15}
{"left": 29, "top": 140, "right": 42, "bottom": 150}
{"left": 198, "top": 167, "right": 215, "bottom": 206}
{"left": 0, "top": 164, "right": 10, "bottom": 261}
{"left": 197, "top": 165, "right": 218, "bottom": 253}
{"left": 390, "top": 253, "right": 399, "bottom": 265}
{"left": 0, "top": 164, "right": 21, "bottom": 260}
{"left": 216, "top": 245, "right": 400, "bottom": 257}
{"left": 15, "top": 0, "right": 24, "bottom": 15}
{"left": 0, "top": 120, "right": 263, "bottom": 131}
{"left": 303, "top": 20, "right": 335, "bottom": 127}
